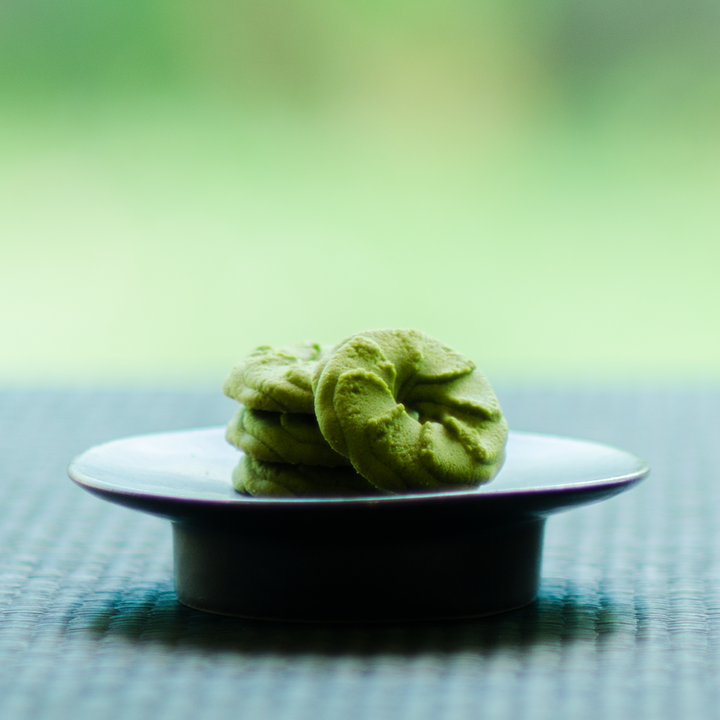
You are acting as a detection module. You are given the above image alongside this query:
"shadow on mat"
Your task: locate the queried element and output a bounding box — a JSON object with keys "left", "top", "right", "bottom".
{"left": 82, "top": 583, "right": 639, "bottom": 655}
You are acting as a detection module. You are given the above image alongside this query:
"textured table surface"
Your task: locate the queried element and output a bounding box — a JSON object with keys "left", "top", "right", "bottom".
{"left": 0, "top": 387, "right": 718, "bottom": 720}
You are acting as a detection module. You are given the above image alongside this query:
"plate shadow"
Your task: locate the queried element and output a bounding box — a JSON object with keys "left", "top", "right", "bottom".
{"left": 80, "top": 581, "right": 641, "bottom": 656}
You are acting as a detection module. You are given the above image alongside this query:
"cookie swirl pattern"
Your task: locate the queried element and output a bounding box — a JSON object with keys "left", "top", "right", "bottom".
{"left": 312, "top": 329, "right": 507, "bottom": 493}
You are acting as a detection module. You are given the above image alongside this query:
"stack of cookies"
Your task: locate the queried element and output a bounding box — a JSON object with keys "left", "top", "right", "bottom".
{"left": 222, "top": 342, "right": 377, "bottom": 497}
{"left": 224, "top": 330, "right": 509, "bottom": 498}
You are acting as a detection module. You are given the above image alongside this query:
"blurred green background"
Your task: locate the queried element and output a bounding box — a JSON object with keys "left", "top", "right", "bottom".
{"left": 1, "top": 0, "right": 718, "bottom": 387}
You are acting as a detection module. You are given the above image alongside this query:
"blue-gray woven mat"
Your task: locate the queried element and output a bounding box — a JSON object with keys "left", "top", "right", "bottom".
{"left": 0, "top": 388, "right": 718, "bottom": 720}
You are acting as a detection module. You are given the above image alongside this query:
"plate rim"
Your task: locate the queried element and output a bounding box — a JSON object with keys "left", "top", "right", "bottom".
{"left": 68, "top": 426, "right": 650, "bottom": 507}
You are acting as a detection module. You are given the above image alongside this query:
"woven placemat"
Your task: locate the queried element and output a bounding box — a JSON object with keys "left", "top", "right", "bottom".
{"left": 0, "top": 388, "right": 718, "bottom": 720}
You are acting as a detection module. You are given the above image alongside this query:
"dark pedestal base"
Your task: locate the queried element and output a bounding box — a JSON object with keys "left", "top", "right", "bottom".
{"left": 173, "top": 516, "right": 545, "bottom": 622}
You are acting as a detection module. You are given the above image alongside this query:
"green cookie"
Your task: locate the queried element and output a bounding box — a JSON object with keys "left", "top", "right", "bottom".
{"left": 312, "top": 329, "right": 507, "bottom": 493}
{"left": 223, "top": 342, "right": 332, "bottom": 414}
{"left": 232, "top": 454, "right": 379, "bottom": 498}
{"left": 226, "top": 406, "right": 351, "bottom": 467}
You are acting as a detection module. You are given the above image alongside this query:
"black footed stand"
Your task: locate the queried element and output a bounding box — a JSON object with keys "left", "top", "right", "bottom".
{"left": 173, "top": 517, "right": 545, "bottom": 622}
{"left": 69, "top": 428, "right": 648, "bottom": 623}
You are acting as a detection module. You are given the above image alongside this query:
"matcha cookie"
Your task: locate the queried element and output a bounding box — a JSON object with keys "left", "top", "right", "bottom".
{"left": 226, "top": 406, "right": 351, "bottom": 467}
{"left": 223, "top": 342, "right": 331, "bottom": 414}
{"left": 233, "top": 454, "right": 379, "bottom": 498}
{"left": 312, "top": 329, "right": 507, "bottom": 493}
